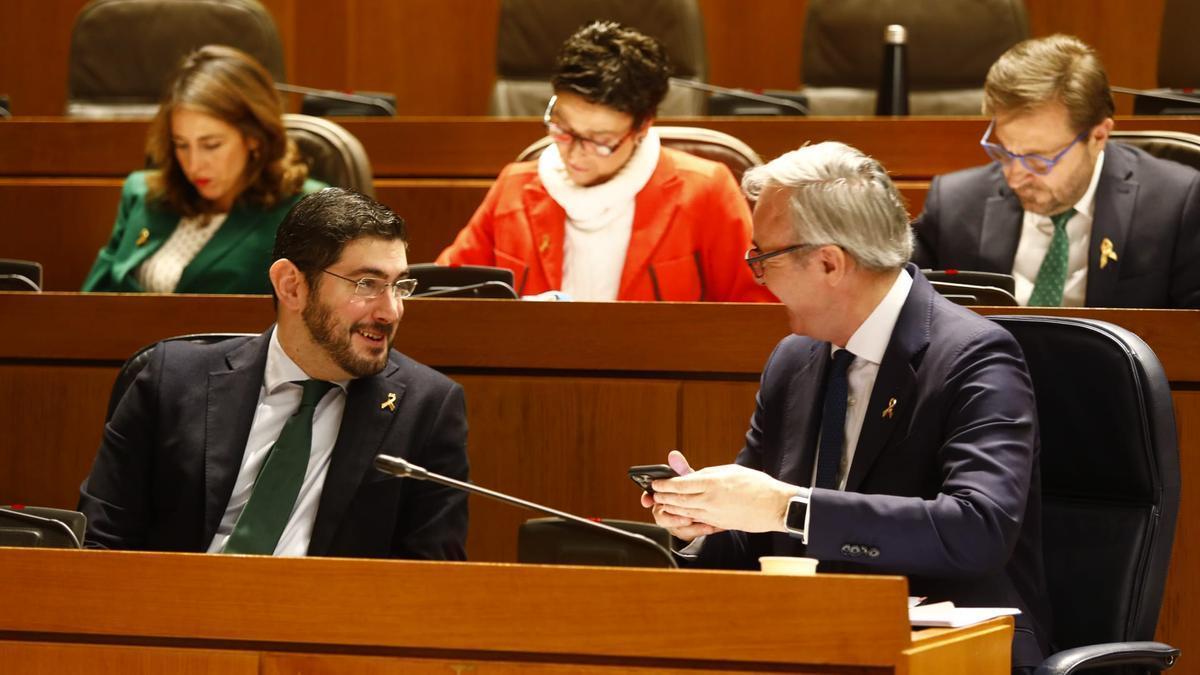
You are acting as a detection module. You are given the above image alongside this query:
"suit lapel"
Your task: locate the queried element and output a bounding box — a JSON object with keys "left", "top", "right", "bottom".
{"left": 176, "top": 205, "right": 264, "bottom": 291}
{"left": 778, "top": 341, "right": 827, "bottom": 488}
{"left": 523, "top": 181, "right": 567, "bottom": 291}
{"left": 307, "top": 361, "right": 407, "bottom": 556}
{"left": 113, "top": 203, "right": 178, "bottom": 284}
{"left": 619, "top": 153, "right": 681, "bottom": 298}
{"left": 1085, "top": 146, "right": 1137, "bottom": 306}
{"left": 845, "top": 268, "right": 930, "bottom": 492}
{"left": 203, "top": 333, "right": 271, "bottom": 545}
{"left": 979, "top": 170, "right": 1024, "bottom": 272}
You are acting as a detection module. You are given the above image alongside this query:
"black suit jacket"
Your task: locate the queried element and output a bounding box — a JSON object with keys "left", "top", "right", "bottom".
{"left": 79, "top": 331, "right": 469, "bottom": 560}
{"left": 912, "top": 142, "right": 1200, "bottom": 308}
{"left": 692, "top": 268, "right": 1052, "bottom": 668}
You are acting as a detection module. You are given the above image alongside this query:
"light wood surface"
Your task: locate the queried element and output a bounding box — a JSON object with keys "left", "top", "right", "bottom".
{"left": 0, "top": 547, "right": 1012, "bottom": 673}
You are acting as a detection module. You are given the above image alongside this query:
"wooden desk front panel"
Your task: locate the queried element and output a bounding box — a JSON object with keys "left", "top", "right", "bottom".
{"left": 0, "top": 295, "right": 1196, "bottom": 669}
{"left": 0, "top": 178, "right": 923, "bottom": 292}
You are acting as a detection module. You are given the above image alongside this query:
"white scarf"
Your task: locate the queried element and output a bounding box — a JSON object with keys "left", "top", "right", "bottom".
{"left": 537, "top": 129, "right": 661, "bottom": 300}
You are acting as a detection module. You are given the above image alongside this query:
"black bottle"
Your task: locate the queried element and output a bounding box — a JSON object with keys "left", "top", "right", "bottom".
{"left": 875, "top": 24, "right": 910, "bottom": 116}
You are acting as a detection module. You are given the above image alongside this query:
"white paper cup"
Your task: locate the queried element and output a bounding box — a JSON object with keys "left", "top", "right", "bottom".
{"left": 759, "top": 556, "right": 819, "bottom": 576}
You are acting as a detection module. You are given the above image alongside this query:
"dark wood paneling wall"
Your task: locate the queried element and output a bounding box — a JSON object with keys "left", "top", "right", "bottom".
{"left": 0, "top": 0, "right": 1167, "bottom": 116}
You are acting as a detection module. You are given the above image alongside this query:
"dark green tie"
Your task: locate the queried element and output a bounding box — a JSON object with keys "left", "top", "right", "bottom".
{"left": 223, "top": 379, "right": 335, "bottom": 555}
{"left": 1028, "top": 208, "right": 1077, "bottom": 307}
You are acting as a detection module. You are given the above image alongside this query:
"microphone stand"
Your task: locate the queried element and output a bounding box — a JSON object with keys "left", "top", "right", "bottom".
{"left": 374, "top": 454, "right": 677, "bottom": 568}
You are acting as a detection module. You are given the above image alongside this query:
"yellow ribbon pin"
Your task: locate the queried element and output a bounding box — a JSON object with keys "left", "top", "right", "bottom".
{"left": 1099, "top": 237, "right": 1118, "bottom": 270}
{"left": 380, "top": 392, "right": 396, "bottom": 411}
{"left": 135, "top": 228, "right": 150, "bottom": 247}
{"left": 882, "top": 398, "right": 897, "bottom": 419}
{"left": 538, "top": 232, "right": 551, "bottom": 254}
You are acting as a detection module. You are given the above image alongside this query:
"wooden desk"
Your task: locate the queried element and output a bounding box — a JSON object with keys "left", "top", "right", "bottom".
{"left": 0, "top": 293, "right": 1196, "bottom": 670}
{"left": 5, "top": 117, "right": 1200, "bottom": 290}
{"left": 0, "top": 547, "right": 1011, "bottom": 673}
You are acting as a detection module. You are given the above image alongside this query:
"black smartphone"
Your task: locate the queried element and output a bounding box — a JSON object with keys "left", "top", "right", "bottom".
{"left": 629, "top": 464, "right": 679, "bottom": 494}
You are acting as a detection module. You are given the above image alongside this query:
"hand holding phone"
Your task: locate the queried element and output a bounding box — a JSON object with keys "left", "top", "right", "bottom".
{"left": 629, "top": 464, "right": 679, "bottom": 494}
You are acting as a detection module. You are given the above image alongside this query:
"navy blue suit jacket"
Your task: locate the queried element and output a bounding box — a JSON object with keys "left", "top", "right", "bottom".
{"left": 912, "top": 142, "right": 1200, "bottom": 308}
{"left": 692, "top": 267, "right": 1052, "bottom": 667}
{"left": 79, "top": 330, "right": 469, "bottom": 560}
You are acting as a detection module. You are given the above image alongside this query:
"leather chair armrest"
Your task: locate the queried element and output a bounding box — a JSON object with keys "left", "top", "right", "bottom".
{"left": 1036, "top": 641, "right": 1180, "bottom": 674}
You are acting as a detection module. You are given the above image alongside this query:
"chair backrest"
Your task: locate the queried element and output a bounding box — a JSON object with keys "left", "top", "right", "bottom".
{"left": 802, "top": 0, "right": 1028, "bottom": 115}
{"left": 0, "top": 258, "right": 42, "bottom": 291}
{"left": 1157, "top": 0, "right": 1200, "bottom": 90}
{"left": 490, "top": 0, "right": 708, "bottom": 117}
{"left": 515, "top": 126, "right": 762, "bottom": 185}
{"left": 1111, "top": 130, "right": 1200, "bottom": 173}
{"left": 67, "top": 0, "right": 284, "bottom": 118}
{"left": 989, "top": 316, "right": 1179, "bottom": 650}
{"left": 284, "top": 114, "right": 375, "bottom": 197}
{"left": 106, "top": 333, "right": 255, "bottom": 421}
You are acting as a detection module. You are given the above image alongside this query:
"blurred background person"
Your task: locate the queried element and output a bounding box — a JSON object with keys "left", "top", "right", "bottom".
{"left": 83, "top": 45, "right": 326, "bottom": 294}
{"left": 438, "top": 21, "right": 770, "bottom": 302}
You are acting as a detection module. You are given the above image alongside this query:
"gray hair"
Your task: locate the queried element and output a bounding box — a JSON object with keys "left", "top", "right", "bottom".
{"left": 742, "top": 142, "right": 912, "bottom": 271}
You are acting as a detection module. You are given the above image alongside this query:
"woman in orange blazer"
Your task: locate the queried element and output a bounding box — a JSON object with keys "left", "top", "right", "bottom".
{"left": 437, "top": 22, "right": 771, "bottom": 303}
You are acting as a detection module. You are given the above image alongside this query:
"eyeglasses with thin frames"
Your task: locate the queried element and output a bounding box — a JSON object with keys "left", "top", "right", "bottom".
{"left": 979, "top": 118, "right": 1088, "bottom": 176}
{"left": 744, "top": 243, "right": 819, "bottom": 280}
{"left": 322, "top": 269, "right": 418, "bottom": 300}
{"left": 543, "top": 95, "right": 635, "bottom": 158}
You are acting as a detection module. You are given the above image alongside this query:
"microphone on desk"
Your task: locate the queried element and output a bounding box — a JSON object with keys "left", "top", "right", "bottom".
{"left": 1111, "top": 85, "right": 1200, "bottom": 115}
{"left": 669, "top": 77, "right": 810, "bottom": 116}
{"left": 275, "top": 83, "right": 397, "bottom": 116}
{"left": 374, "top": 454, "right": 678, "bottom": 568}
{"left": 0, "top": 506, "right": 83, "bottom": 549}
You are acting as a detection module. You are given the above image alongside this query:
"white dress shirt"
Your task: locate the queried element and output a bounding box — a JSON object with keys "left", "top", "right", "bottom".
{"left": 1011, "top": 151, "right": 1105, "bottom": 307}
{"left": 207, "top": 327, "right": 349, "bottom": 556}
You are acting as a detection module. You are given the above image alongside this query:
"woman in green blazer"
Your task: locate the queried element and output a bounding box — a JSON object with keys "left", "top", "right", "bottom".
{"left": 83, "top": 45, "right": 326, "bottom": 294}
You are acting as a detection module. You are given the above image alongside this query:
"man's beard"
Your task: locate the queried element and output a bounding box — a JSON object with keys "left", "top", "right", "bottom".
{"left": 302, "top": 297, "right": 393, "bottom": 378}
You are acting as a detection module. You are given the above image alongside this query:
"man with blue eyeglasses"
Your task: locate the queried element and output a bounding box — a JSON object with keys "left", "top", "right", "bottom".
{"left": 79, "top": 188, "right": 470, "bottom": 559}
{"left": 913, "top": 34, "right": 1200, "bottom": 308}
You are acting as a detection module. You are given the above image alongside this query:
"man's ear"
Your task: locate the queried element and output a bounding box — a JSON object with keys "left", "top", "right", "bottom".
{"left": 1092, "top": 117, "right": 1114, "bottom": 149}
{"left": 269, "top": 258, "right": 308, "bottom": 311}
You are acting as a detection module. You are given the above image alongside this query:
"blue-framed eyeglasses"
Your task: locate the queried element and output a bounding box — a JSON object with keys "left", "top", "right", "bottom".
{"left": 744, "top": 243, "right": 819, "bottom": 280}
{"left": 543, "top": 95, "right": 635, "bottom": 158}
{"left": 980, "top": 118, "right": 1088, "bottom": 176}
{"left": 322, "top": 269, "right": 418, "bottom": 300}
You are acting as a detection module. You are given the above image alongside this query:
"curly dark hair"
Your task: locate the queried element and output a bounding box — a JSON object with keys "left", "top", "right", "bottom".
{"left": 145, "top": 45, "right": 308, "bottom": 220}
{"left": 551, "top": 21, "right": 672, "bottom": 127}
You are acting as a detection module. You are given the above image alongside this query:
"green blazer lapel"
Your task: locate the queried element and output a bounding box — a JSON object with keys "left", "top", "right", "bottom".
{"left": 307, "top": 361, "right": 407, "bottom": 556}
{"left": 175, "top": 204, "right": 268, "bottom": 292}
{"left": 111, "top": 202, "right": 178, "bottom": 287}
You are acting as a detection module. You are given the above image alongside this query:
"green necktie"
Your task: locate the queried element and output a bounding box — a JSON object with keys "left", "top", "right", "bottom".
{"left": 1027, "top": 208, "right": 1077, "bottom": 307}
{"left": 223, "top": 379, "right": 335, "bottom": 555}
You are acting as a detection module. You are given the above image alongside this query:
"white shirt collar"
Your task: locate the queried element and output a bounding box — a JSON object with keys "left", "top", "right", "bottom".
{"left": 839, "top": 268, "right": 914, "bottom": 365}
{"left": 264, "top": 326, "right": 350, "bottom": 394}
{"left": 1072, "top": 149, "right": 1105, "bottom": 220}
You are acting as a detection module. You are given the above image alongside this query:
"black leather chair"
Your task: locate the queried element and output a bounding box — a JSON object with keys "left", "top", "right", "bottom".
{"left": 801, "top": 0, "right": 1028, "bottom": 115}
{"left": 284, "top": 114, "right": 375, "bottom": 197}
{"left": 516, "top": 125, "right": 762, "bottom": 185}
{"left": 0, "top": 258, "right": 42, "bottom": 291}
{"left": 105, "top": 333, "right": 254, "bottom": 421}
{"left": 489, "top": 0, "right": 708, "bottom": 117}
{"left": 1110, "top": 130, "right": 1200, "bottom": 174}
{"left": 66, "top": 0, "right": 284, "bottom": 118}
{"left": 989, "top": 316, "right": 1180, "bottom": 674}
